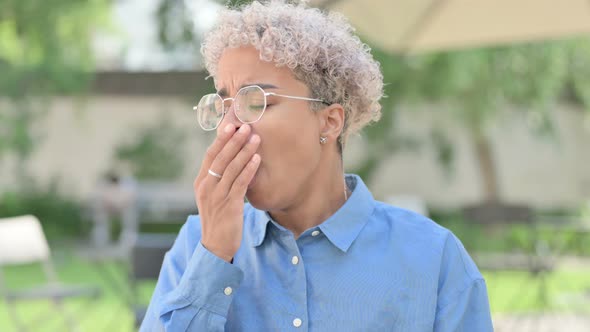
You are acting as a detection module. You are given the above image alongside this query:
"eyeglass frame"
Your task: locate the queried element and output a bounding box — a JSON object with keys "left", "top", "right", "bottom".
{"left": 193, "top": 84, "right": 331, "bottom": 131}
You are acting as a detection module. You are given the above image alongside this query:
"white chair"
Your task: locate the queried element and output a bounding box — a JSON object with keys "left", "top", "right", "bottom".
{"left": 0, "top": 215, "right": 101, "bottom": 332}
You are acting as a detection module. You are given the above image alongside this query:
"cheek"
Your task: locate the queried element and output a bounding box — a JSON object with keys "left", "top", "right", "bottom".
{"left": 256, "top": 118, "right": 319, "bottom": 170}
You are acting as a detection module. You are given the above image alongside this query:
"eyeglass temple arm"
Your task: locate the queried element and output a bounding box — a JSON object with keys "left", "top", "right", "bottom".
{"left": 266, "top": 92, "right": 330, "bottom": 105}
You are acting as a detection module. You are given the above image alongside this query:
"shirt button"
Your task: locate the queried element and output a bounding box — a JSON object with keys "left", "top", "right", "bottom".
{"left": 311, "top": 230, "right": 320, "bottom": 236}
{"left": 291, "top": 256, "right": 299, "bottom": 265}
{"left": 224, "top": 287, "right": 233, "bottom": 296}
{"left": 293, "top": 318, "right": 302, "bottom": 327}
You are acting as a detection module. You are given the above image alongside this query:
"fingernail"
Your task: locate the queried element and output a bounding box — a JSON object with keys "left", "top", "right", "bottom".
{"left": 239, "top": 125, "right": 248, "bottom": 133}
{"left": 225, "top": 124, "right": 234, "bottom": 133}
{"left": 249, "top": 135, "right": 259, "bottom": 144}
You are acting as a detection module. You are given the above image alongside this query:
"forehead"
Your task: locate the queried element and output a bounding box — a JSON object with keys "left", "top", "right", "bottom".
{"left": 214, "top": 46, "right": 302, "bottom": 93}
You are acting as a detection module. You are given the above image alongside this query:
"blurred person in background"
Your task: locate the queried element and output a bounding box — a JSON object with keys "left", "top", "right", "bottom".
{"left": 141, "top": 1, "right": 493, "bottom": 331}
{"left": 90, "top": 164, "right": 138, "bottom": 253}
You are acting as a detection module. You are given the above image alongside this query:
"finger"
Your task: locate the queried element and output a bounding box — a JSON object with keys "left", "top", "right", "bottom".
{"left": 217, "top": 134, "right": 260, "bottom": 194}
{"left": 208, "top": 124, "right": 251, "bottom": 180}
{"left": 196, "top": 123, "right": 237, "bottom": 183}
{"left": 229, "top": 153, "right": 261, "bottom": 199}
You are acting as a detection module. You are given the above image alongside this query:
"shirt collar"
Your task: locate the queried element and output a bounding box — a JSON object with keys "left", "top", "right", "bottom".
{"left": 248, "top": 174, "right": 375, "bottom": 252}
{"left": 249, "top": 208, "right": 272, "bottom": 247}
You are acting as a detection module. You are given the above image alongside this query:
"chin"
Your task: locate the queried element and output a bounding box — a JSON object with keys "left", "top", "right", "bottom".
{"left": 245, "top": 188, "right": 265, "bottom": 209}
{"left": 245, "top": 184, "right": 276, "bottom": 211}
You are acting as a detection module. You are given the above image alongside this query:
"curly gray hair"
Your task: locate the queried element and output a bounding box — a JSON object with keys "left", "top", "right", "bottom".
{"left": 200, "top": 0, "right": 383, "bottom": 148}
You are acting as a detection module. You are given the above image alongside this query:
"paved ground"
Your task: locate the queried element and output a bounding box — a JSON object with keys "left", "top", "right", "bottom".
{"left": 494, "top": 313, "right": 590, "bottom": 332}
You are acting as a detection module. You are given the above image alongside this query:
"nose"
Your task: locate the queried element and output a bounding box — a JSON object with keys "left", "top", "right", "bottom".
{"left": 216, "top": 99, "right": 243, "bottom": 135}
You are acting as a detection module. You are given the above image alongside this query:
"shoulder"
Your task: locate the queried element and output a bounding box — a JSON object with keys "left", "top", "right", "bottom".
{"left": 368, "top": 201, "right": 482, "bottom": 281}
{"left": 370, "top": 201, "right": 450, "bottom": 248}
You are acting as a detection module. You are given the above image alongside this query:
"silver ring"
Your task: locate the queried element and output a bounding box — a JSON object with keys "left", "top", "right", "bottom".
{"left": 208, "top": 169, "right": 222, "bottom": 179}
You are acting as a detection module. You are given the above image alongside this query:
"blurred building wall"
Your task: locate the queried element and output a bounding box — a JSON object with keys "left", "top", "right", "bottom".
{"left": 361, "top": 104, "right": 590, "bottom": 209}
{"left": 1, "top": 72, "right": 589, "bottom": 210}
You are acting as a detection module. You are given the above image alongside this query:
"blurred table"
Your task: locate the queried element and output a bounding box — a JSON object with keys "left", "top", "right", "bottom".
{"left": 130, "top": 233, "right": 177, "bottom": 328}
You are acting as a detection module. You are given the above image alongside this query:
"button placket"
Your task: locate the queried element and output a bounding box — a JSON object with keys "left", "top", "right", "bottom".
{"left": 279, "top": 230, "right": 308, "bottom": 331}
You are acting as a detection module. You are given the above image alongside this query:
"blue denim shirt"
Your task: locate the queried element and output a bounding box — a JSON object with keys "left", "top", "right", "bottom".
{"left": 140, "top": 175, "right": 493, "bottom": 331}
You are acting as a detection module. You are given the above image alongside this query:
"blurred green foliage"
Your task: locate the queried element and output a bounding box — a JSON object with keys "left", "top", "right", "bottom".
{"left": 156, "top": 0, "right": 195, "bottom": 51}
{"left": 154, "top": 0, "right": 253, "bottom": 51}
{"left": 0, "top": 178, "right": 86, "bottom": 239}
{"left": 434, "top": 210, "right": 590, "bottom": 256}
{"left": 114, "top": 118, "right": 188, "bottom": 180}
{"left": 362, "top": 39, "right": 590, "bottom": 201}
{"left": 0, "top": 0, "right": 110, "bottom": 176}
{"left": 0, "top": 0, "right": 108, "bottom": 95}
{"left": 225, "top": 0, "right": 257, "bottom": 7}
{"left": 581, "top": 201, "right": 590, "bottom": 220}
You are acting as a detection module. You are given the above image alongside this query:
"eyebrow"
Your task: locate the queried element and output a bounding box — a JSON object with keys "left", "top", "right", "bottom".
{"left": 217, "top": 83, "right": 279, "bottom": 97}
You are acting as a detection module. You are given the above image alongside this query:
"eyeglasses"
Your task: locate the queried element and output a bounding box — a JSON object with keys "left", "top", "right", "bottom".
{"left": 193, "top": 85, "right": 329, "bottom": 131}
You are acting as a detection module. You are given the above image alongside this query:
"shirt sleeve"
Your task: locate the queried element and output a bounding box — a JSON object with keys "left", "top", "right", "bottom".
{"left": 434, "top": 278, "right": 493, "bottom": 332}
{"left": 139, "top": 216, "right": 245, "bottom": 332}
{"left": 433, "top": 233, "right": 494, "bottom": 332}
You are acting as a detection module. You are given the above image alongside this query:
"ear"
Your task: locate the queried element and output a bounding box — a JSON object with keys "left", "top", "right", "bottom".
{"left": 319, "top": 103, "right": 345, "bottom": 144}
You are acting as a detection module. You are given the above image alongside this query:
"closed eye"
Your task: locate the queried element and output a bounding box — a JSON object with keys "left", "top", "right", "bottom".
{"left": 248, "top": 104, "right": 266, "bottom": 111}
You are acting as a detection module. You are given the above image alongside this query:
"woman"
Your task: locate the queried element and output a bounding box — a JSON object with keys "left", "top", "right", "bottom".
{"left": 141, "top": 1, "right": 493, "bottom": 331}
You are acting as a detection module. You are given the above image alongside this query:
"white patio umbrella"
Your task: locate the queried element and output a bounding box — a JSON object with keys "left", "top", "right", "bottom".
{"left": 313, "top": 0, "right": 590, "bottom": 54}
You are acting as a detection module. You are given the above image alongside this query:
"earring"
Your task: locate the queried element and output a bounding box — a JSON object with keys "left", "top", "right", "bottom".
{"left": 320, "top": 136, "right": 327, "bottom": 144}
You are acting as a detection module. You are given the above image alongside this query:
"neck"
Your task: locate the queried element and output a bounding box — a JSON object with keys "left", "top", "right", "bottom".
{"left": 269, "top": 155, "right": 348, "bottom": 238}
